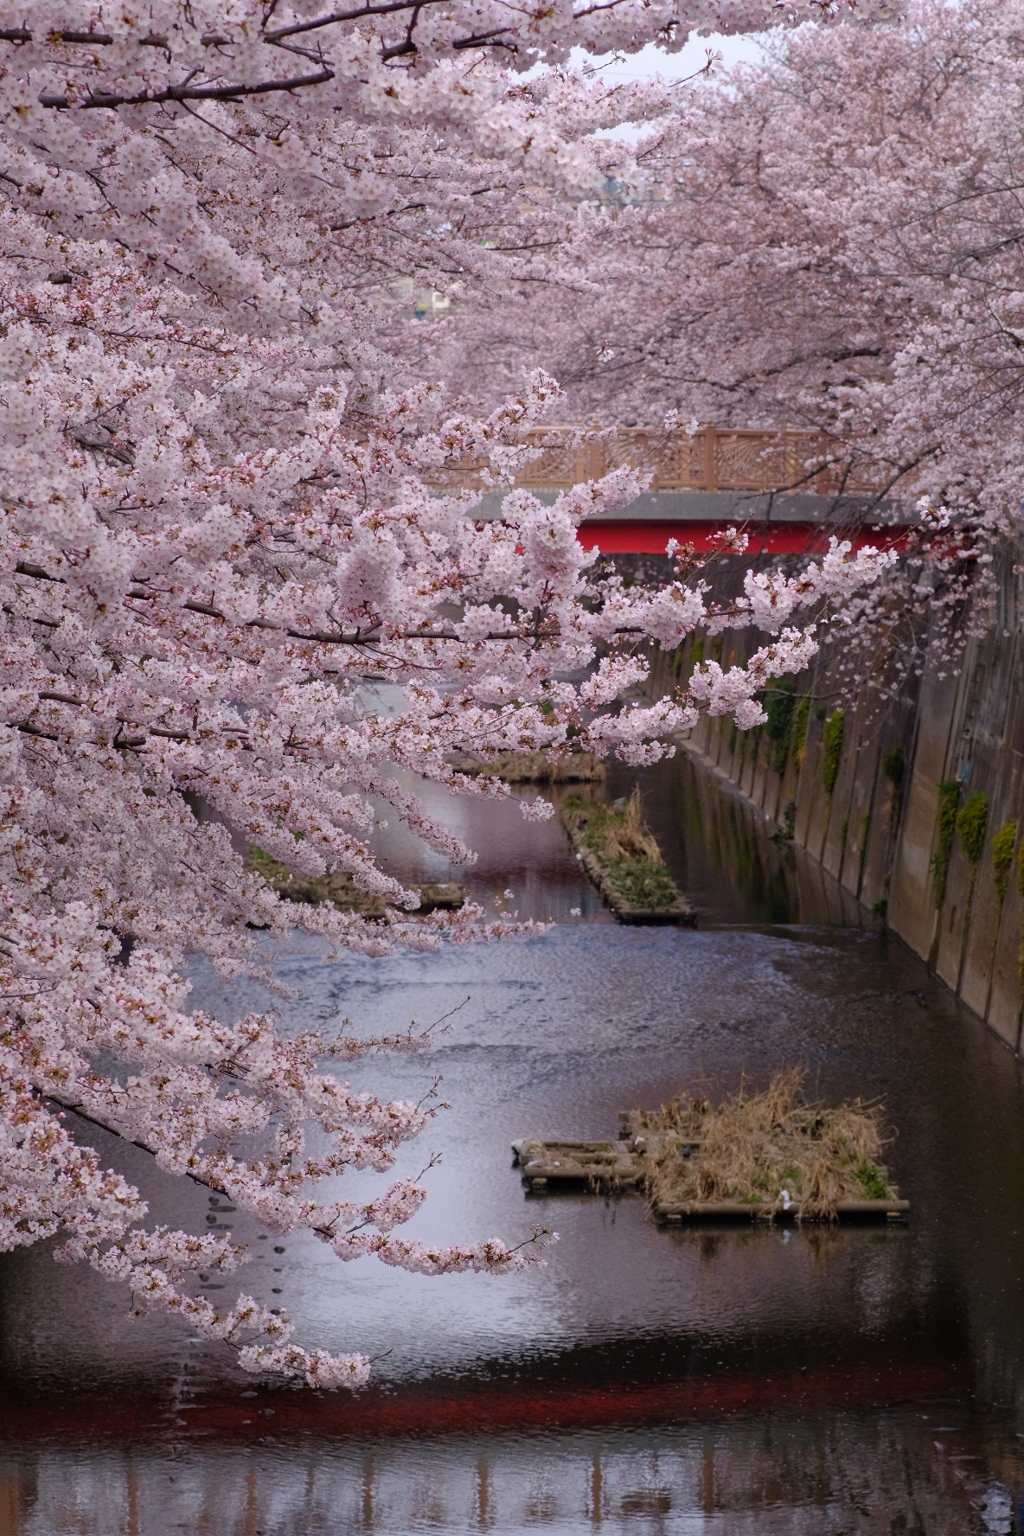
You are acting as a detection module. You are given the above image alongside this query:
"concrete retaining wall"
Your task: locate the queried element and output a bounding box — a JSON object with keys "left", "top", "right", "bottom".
{"left": 649, "top": 552, "right": 1024, "bottom": 1054}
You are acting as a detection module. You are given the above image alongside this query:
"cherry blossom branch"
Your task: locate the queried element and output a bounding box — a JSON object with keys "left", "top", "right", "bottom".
{"left": 0, "top": 0, "right": 900, "bottom": 1389}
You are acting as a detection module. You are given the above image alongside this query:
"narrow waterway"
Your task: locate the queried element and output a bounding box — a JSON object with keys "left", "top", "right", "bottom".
{"left": 1, "top": 754, "right": 1023, "bottom": 1534}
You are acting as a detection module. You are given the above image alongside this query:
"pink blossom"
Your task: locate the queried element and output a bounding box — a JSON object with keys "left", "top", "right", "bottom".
{"left": 0, "top": 1, "right": 895, "bottom": 1388}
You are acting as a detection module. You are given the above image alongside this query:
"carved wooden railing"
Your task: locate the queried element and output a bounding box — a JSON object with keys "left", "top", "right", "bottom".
{"left": 442, "top": 426, "right": 884, "bottom": 497}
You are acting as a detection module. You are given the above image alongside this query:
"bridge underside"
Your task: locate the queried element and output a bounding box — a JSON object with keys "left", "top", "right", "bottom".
{"left": 578, "top": 519, "right": 884, "bottom": 555}
{"left": 476, "top": 489, "right": 912, "bottom": 556}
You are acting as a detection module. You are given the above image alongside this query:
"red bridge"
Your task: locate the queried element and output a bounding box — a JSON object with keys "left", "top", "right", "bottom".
{"left": 463, "top": 426, "right": 910, "bottom": 555}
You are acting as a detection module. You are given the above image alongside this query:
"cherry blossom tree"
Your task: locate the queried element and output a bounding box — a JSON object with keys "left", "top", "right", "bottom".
{"left": 0, "top": 1, "right": 896, "bottom": 1388}
{"left": 425, "top": 0, "right": 1024, "bottom": 691}
{"left": 427, "top": 0, "right": 1024, "bottom": 499}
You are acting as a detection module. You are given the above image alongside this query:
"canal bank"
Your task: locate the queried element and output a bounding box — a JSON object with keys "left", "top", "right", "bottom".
{"left": 647, "top": 546, "right": 1024, "bottom": 1056}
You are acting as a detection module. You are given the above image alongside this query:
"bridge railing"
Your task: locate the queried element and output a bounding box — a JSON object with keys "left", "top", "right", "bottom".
{"left": 439, "top": 426, "right": 886, "bottom": 496}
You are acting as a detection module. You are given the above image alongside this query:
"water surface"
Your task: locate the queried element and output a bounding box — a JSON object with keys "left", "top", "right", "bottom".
{"left": 1, "top": 754, "right": 1022, "bottom": 1534}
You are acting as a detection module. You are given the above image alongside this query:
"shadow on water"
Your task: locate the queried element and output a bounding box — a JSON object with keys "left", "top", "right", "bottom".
{"left": 609, "top": 749, "right": 866, "bottom": 930}
{"left": 609, "top": 751, "right": 802, "bottom": 927}
{"left": 1, "top": 752, "right": 1024, "bottom": 1533}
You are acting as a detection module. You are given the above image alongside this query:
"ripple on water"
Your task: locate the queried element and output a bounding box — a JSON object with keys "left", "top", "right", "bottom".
{"left": 0, "top": 755, "right": 1022, "bottom": 1533}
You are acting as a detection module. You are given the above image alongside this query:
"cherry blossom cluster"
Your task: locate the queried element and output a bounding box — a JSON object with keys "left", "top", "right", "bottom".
{"left": 0, "top": 1, "right": 898, "bottom": 1385}
{"left": 424, "top": 0, "right": 1024, "bottom": 692}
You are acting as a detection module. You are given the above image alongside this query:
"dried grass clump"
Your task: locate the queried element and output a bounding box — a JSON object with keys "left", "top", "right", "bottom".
{"left": 609, "top": 788, "right": 664, "bottom": 861}
{"left": 628, "top": 1068, "right": 894, "bottom": 1219}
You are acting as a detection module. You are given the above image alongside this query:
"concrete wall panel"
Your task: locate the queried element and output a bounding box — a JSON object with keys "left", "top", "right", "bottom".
{"left": 656, "top": 549, "right": 1024, "bottom": 1054}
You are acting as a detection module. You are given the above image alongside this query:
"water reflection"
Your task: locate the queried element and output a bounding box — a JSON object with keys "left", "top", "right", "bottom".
{"left": 1, "top": 755, "right": 1023, "bottom": 1533}
{"left": 377, "top": 745, "right": 863, "bottom": 930}
{"left": 613, "top": 751, "right": 869, "bottom": 929}
{"left": 0, "top": 1415, "right": 1008, "bottom": 1535}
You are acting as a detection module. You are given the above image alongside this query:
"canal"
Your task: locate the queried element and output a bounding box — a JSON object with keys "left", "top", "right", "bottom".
{"left": 1, "top": 753, "right": 1022, "bottom": 1534}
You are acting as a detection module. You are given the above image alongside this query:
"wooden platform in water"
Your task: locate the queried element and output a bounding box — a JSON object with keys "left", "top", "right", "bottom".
{"left": 512, "top": 1130, "right": 909, "bottom": 1223}
{"left": 560, "top": 796, "right": 696, "bottom": 925}
{"left": 246, "top": 850, "right": 465, "bottom": 915}
{"left": 652, "top": 1197, "right": 910, "bottom": 1224}
{"left": 569, "top": 842, "right": 696, "bottom": 925}
{"left": 512, "top": 1138, "right": 643, "bottom": 1190}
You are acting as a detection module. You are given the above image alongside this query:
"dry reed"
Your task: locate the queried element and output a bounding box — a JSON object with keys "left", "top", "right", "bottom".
{"left": 627, "top": 1068, "right": 894, "bottom": 1219}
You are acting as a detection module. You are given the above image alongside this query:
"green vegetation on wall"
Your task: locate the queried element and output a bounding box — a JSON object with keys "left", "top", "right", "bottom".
{"left": 764, "top": 678, "right": 797, "bottom": 736}
{"left": 791, "top": 694, "right": 811, "bottom": 770}
{"left": 673, "top": 634, "right": 702, "bottom": 680}
{"left": 762, "top": 676, "right": 797, "bottom": 772}
{"left": 822, "top": 711, "right": 845, "bottom": 794}
{"left": 953, "top": 791, "right": 990, "bottom": 944}
{"left": 992, "top": 820, "right": 1017, "bottom": 905}
{"left": 956, "top": 791, "right": 989, "bottom": 865}
{"left": 771, "top": 800, "right": 797, "bottom": 845}
{"left": 880, "top": 744, "right": 906, "bottom": 829}
{"left": 932, "top": 779, "right": 961, "bottom": 906}
{"left": 871, "top": 874, "right": 890, "bottom": 920}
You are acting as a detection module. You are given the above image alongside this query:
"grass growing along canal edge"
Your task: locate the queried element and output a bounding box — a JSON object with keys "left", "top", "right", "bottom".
{"left": 561, "top": 790, "right": 695, "bottom": 924}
